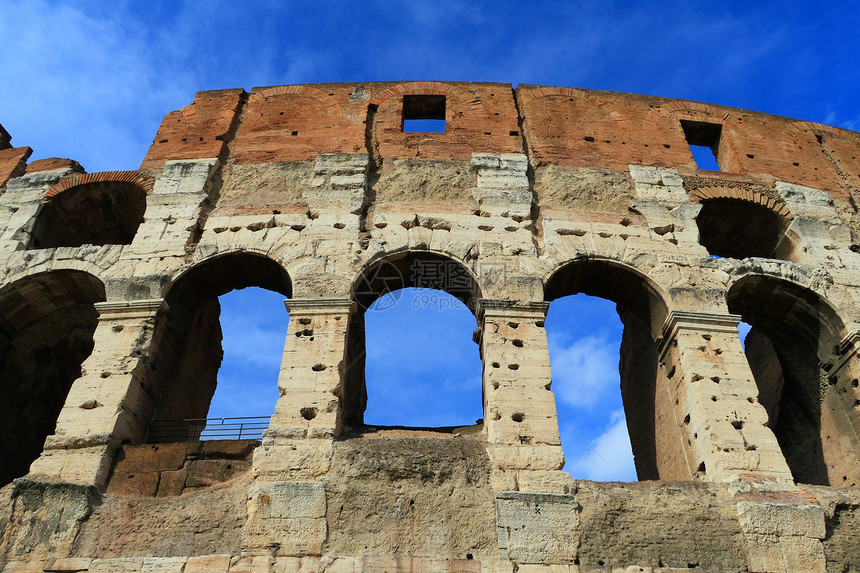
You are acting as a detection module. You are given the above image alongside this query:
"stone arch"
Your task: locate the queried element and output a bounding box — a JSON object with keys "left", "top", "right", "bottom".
{"left": 727, "top": 273, "right": 860, "bottom": 486}
{"left": 368, "top": 82, "right": 459, "bottom": 107}
{"left": 30, "top": 171, "right": 152, "bottom": 249}
{"left": 661, "top": 100, "right": 734, "bottom": 123}
{"left": 0, "top": 269, "right": 105, "bottom": 485}
{"left": 1, "top": 256, "right": 112, "bottom": 291}
{"left": 343, "top": 250, "right": 484, "bottom": 426}
{"left": 544, "top": 258, "right": 673, "bottom": 480}
{"left": 250, "top": 84, "right": 336, "bottom": 106}
{"left": 142, "top": 251, "right": 292, "bottom": 440}
{"left": 544, "top": 257, "right": 670, "bottom": 334}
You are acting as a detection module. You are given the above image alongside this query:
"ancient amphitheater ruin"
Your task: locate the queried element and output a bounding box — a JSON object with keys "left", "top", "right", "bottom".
{"left": 0, "top": 81, "right": 859, "bottom": 572}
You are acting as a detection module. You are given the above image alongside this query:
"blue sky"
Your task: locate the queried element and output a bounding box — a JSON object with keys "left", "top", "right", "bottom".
{"left": 1, "top": 0, "right": 857, "bottom": 480}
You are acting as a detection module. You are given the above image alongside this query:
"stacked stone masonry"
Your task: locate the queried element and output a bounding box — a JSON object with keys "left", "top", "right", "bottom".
{"left": 1, "top": 82, "right": 859, "bottom": 572}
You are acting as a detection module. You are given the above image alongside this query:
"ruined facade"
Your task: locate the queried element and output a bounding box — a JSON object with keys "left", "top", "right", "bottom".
{"left": 0, "top": 82, "right": 859, "bottom": 572}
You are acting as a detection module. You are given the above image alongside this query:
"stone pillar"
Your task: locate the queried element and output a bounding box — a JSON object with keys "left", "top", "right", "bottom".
{"left": 657, "top": 310, "right": 793, "bottom": 483}
{"left": 820, "top": 330, "right": 860, "bottom": 485}
{"left": 477, "top": 299, "right": 571, "bottom": 494}
{"left": 245, "top": 298, "right": 353, "bottom": 556}
{"left": 29, "top": 299, "right": 165, "bottom": 487}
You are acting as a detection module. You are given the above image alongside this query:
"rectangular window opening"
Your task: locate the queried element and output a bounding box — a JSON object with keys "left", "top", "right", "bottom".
{"left": 403, "top": 95, "right": 446, "bottom": 133}
{"left": 681, "top": 120, "right": 722, "bottom": 171}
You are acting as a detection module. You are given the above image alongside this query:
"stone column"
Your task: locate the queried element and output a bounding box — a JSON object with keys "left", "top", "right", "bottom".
{"left": 657, "top": 310, "right": 793, "bottom": 483}
{"left": 245, "top": 298, "right": 354, "bottom": 557}
{"left": 657, "top": 311, "right": 830, "bottom": 571}
{"left": 477, "top": 299, "right": 571, "bottom": 493}
{"left": 29, "top": 299, "right": 165, "bottom": 487}
{"left": 820, "top": 330, "right": 860, "bottom": 485}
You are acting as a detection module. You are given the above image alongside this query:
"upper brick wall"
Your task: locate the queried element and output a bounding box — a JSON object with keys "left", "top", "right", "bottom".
{"left": 136, "top": 82, "right": 860, "bottom": 201}
{"left": 370, "top": 81, "right": 523, "bottom": 160}
{"left": 0, "top": 147, "right": 32, "bottom": 188}
{"left": 231, "top": 84, "right": 366, "bottom": 164}
{"left": 517, "top": 85, "right": 858, "bottom": 199}
{"left": 140, "top": 89, "right": 245, "bottom": 171}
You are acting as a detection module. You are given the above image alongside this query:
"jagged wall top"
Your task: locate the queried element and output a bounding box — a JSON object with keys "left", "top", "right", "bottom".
{"left": 132, "top": 81, "right": 860, "bottom": 200}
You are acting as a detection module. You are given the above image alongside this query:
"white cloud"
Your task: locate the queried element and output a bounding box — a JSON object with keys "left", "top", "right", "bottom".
{"left": 0, "top": 1, "right": 192, "bottom": 170}
{"left": 564, "top": 409, "right": 637, "bottom": 482}
{"left": 548, "top": 332, "right": 620, "bottom": 409}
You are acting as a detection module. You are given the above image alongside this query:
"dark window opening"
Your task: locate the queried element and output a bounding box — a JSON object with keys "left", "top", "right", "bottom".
{"left": 696, "top": 199, "right": 788, "bottom": 259}
{"left": 681, "top": 120, "right": 722, "bottom": 171}
{"left": 29, "top": 181, "right": 147, "bottom": 249}
{"left": 403, "top": 95, "right": 446, "bottom": 133}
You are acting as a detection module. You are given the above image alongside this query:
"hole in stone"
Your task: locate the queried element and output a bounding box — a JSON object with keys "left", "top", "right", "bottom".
{"left": 312, "top": 364, "right": 327, "bottom": 372}
{"left": 511, "top": 412, "right": 525, "bottom": 422}
{"left": 512, "top": 339, "right": 524, "bottom": 347}
{"left": 300, "top": 407, "right": 317, "bottom": 420}
{"left": 731, "top": 420, "right": 744, "bottom": 430}
{"left": 508, "top": 364, "right": 519, "bottom": 370}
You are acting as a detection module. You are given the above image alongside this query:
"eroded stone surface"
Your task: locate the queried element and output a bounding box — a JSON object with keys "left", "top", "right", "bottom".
{"left": 1, "top": 83, "right": 859, "bottom": 571}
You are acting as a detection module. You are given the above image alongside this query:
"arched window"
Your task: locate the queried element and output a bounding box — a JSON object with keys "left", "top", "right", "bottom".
{"left": 545, "top": 294, "right": 635, "bottom": 481}
{"left": 545, "top": 260, "right": 670, "bottom": 481}
{"left": 728, "top": 275, "right": 860, "bottom": 486}
{"left": 144, "top": 253, "right": 291, "bottom": 442}
{"left": 30, "top": 176, "right": 149, "bottom": 249}
{"left": 347, "top": 252, "right": 483, "bottom": 429}
{"left": 205, "top": 287, "right": 288, "bottom": 423}
{"left": 0, "top": 270, "right": 105, "bottom": 485}
{"left": 696, "top": 198, "right": 790, "bottom": 259}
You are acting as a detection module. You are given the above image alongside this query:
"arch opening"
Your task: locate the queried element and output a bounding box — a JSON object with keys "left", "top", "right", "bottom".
{"left": 0, "top": 270, "right": 105, "bottom": 486}
{"left": 545, "top": 260, "right": 670, "bottom": 481}
{"left": 728, "top": 275, "right": 859, "bottom": 486}
{"left": 346, "top": 252, "right": 483, "bottom": 429}
{"left": 696, "top": 198, "right": 789, "bottom": 259}
{"left": 144, "top": 252, "right": 291, "bottom": 443}
{"left": 546, "top": 294, "right": 636, "bottom": 481}
{"left": 30, "top": 181, "right": 147, "bottom": 249}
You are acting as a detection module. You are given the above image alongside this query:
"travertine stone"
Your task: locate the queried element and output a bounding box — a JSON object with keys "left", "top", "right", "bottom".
{"left": 657, "top": 310, "right": 793, "bottom": 483}
{"left": 1, "top": 83, "right": 859, "bottom": 570}
{"left": 471, "top": 153, "right": 533, "bottom": 219}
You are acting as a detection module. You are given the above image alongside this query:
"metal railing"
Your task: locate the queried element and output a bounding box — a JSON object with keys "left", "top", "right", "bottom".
{"left": 148, "top": 416, "right": 270, "bottom": 442}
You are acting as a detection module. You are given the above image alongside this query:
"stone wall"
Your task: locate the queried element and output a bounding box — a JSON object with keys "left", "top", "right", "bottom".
{"left": 1, "top": 81, "right": 860, "bottom": 572}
